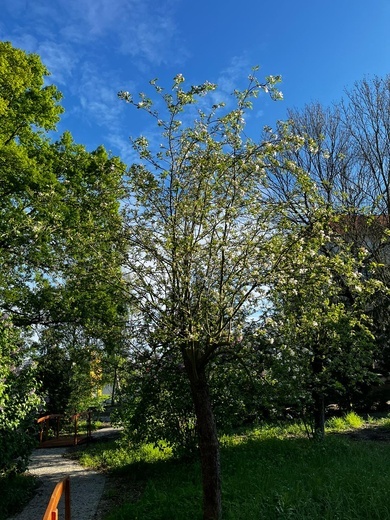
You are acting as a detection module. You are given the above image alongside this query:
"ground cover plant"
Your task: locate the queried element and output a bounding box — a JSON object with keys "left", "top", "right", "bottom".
{"left": 75, "top": 417, "right": 390, "bottom": 519}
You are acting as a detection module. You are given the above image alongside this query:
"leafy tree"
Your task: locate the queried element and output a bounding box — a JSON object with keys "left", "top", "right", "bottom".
{"left": 5, "top": 131, "right": 127, "bottom": 326}
{"left": 0, "top": 316, "right": 41, "bottom": 476}
{"left": 28, "top": 133, "right": 129, "bottom": 412}
{"left": 0, "top": 41, "right": 127, "bottom": 472}
{"left": 117, "top": 71, "right": 322, "bottom": 519}
{"left": 35, "top": 337, "right": 73, "bottom": 414}
{"left": 0, "top": 41, "right": 63, "bottom": 313}
{"left": 270, "top": 80, "right": 390, "bottom": 401}
{"left": 0, "top": 41, "right": 62, "bottom": 474}
{"left": 34, "top": 325, "right": 109, "bottom": 415}
{"left": 116, "top": 347, "right": 198, "bottom": 459}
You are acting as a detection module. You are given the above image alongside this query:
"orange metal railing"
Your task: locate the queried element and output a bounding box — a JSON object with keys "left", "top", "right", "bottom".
{"left": 42, "top": 476, "right": 71, "bottom": 520}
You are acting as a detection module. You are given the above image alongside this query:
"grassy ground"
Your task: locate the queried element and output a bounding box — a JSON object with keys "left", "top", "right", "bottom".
{"left": 72, "top": 414, "right": 390, "bottom": 520}
{"left": 3, "top": 414, "right": 390, "bottom": 519}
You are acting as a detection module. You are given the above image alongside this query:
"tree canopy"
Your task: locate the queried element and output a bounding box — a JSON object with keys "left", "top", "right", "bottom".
{"left": 0, "top": 41, "right": 127, "bottom": 475}
{"left": 2, "top": 39, "right": 390, "bottom": 520}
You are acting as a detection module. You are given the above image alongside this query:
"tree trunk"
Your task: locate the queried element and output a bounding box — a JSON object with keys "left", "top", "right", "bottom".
{"left": 185, "top": 361, "right": 222, "bottom": 520}
{"left": 312, "top": 390, "right": 325, "bottom": 439}
{"left": 111, "top": 366, "right": 117, "bottom": 406}
{"left": 311, "top": 346, "right": 325, "bottom": 439}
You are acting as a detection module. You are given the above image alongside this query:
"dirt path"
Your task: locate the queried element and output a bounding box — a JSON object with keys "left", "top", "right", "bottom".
{"left": 8, "top": 427, "right": 119, "bottom": 520}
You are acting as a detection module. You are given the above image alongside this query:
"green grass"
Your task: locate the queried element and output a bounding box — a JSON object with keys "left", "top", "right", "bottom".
{"left": 4, "top": 415, "right": 390, "bottom": 519}
{"left": 0, "top": 474, "right": 38, "bottom": 520}
{"left": 73, "top": 416, "right": 390, "bottom": 519}
{"left": 76, "top": 439, "right": 173, "bottom": 470}
{"left": 326, "top": 411, "right": 364, "bottom": 431}
{"left": 60, "top": 419, "right": 104, "bottom": 435}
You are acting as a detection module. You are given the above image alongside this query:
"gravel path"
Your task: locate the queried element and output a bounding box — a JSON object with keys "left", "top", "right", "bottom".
{"left": 9, "top": 427, "right": 119, "bottom": 520}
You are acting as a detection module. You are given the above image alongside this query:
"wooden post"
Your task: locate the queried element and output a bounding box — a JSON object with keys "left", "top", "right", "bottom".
{"left": 42, "top": 476, "right": 71, "bottom": 520}
{"left": 73, "top": 414, "right": 78, "bottom": 445}
{"left": 65, "top": 477, "right": 71, "bottom": 520}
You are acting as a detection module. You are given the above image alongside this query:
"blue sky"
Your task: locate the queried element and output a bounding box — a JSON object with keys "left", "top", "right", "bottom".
{"left": 1, "top": 0, "right": 390, "bottom": 164}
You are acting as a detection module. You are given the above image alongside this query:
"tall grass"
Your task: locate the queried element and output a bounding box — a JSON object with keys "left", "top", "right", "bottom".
{"left": 326, "top": 411, "right": 364, "bottom": 431}
{"left": 76, "top": 417, "right": 390, "bottom": 520}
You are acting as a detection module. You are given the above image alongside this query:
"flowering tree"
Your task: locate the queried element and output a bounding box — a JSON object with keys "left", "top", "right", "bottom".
{"left": 265, "top": 82, "right": 390, "bottom": 412}
{"left": 264, "top": 225, "right": 381, "bottom": 437}
{"left": 117, "top": 71, "right": 321, "bottom": 519}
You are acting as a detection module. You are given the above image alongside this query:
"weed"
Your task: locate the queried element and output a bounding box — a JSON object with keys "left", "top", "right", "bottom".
{"left": 326, "top": 411, "right": 364, "bottom": 431}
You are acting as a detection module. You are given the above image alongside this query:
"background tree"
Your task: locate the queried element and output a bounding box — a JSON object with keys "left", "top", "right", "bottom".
{"left": 263, "top": 228, "right": 379, "bottom": 437}
{"left": 340, "top": 76, "right": 390, "bottom": 388}
{"left": 268, "top": 78, "right": 390, "bottom": 406}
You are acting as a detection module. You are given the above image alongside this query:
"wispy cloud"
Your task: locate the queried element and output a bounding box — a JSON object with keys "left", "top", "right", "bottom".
{"left": 0, "top": 0, "right": 187, "bottom": 158}
{"left": 200, "top": 54, "right": 252, "bottom": 109}
{"left": 37, "top": 41, "right": 79, "bottom": 85}
{"left": 2, "top": 0, "right": 186, "bottom": 66}
{"left": 217, "top": 55, "right": 252, "bottom": 94}
{"left": 77, "top": 63, "right": 124, "bottom": 126}
{"left": 72, "top": 61, "right": 159, "bottom": 163}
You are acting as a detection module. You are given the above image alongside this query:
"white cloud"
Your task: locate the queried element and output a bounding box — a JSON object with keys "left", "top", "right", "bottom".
{"left": 202, "top": 55, "right": 252, "bottom": 109}
{"left": 36, "top": 41, "right": 78, "bottom": 85}
{"left": 76, "top": 62, "right": 124, "bottom": 124}
{"left": 217, "top": 55, "right": 252, "bottom": 94}
{"left": 2, "top": 0, "right": 186, "bottom": 66}
{"left": 0, "top": 0, "right": 187, "bottom": 158}
{"left": 106, "top": 133, "right": 136, "bottom": 164}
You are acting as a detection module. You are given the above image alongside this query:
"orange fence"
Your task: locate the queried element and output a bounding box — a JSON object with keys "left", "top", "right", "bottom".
{"left": 42, "top": 476, "right": 71, "bottom": 520}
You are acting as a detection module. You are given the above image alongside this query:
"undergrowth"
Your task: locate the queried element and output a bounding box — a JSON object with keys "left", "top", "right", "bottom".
{"left": 326, "top": 411, "right": 364, "bottom": 431}
{"left": 0, "top": 474, "right": 38, "bottom": 520}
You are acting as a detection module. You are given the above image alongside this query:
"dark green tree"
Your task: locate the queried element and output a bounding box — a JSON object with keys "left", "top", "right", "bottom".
{"left": 0, "top": 41, "right": 63, "bottom": 475}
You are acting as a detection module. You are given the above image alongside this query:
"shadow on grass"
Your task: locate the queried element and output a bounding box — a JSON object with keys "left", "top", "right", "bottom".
{"left": 345, "top": 423, "right": 390, "bottom": 442}
{"left": 0, "top": 474, "right": 38, "bottom": 520}
{"left": 91, "top": 430, "right": 390, "bottom": 520}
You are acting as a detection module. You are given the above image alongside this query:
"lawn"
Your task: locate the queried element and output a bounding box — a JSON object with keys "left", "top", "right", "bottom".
{"left": 72, "top": 415, "right": 390, "bottom": 520}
